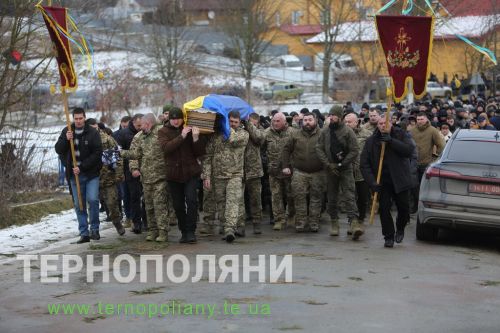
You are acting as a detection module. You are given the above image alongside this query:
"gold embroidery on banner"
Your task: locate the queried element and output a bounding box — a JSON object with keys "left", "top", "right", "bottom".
{"left": 387, "top": 27, "right": 420, "bottom": 69}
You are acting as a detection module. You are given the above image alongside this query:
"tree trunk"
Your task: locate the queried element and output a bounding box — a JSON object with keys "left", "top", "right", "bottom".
{"left": 245, "top": 78, "right": 252, "bottom": 104}
{"left": 322, "top": 61, "right": 330, "bottom": 103}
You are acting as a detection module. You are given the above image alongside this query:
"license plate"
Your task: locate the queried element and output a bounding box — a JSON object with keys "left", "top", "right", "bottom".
{"left": 469, "top": 183, "right": 500, "bottom": 195}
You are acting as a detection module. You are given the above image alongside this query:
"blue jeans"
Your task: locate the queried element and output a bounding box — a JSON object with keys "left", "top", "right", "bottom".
{"left": 70, "top": 174, "right": 100, "bottom": 236}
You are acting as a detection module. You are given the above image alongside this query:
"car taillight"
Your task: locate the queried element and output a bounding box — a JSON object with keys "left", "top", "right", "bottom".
{"left": 425, "top": 167, "right": 462, "bottom": 180}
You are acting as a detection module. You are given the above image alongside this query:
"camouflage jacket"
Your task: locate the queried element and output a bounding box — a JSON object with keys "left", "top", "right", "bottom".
{"left": 244, "top": 125, "right": 264, "bottom": 180}
{"left": 202, "top": 127, "right": 249, "bottom": 180}
{"left": 99, "top": 130, "right": 123, "bottom": 187}
{"left": 283, "top": 126, "right": 323, "bottom": 173}
{"left": 352, "top": 126, "right": 372, "bottom": 181}
{"left": 121, "top": 124, "right": 166, "bottom": 184}
{"left": 247, "top": 123, "right": 294, "bottom": 179}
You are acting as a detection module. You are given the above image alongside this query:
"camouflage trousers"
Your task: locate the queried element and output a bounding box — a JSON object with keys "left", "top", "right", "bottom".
{"left": 213, "top": 177, "right": 243, "bottom": 234}
{"left": 202, "top": 181, "right": 217, "bottom": 227}
{"left": 269, "top": 176, "right": 295, "bottom": 224}
{"left": 291, "top": 169, "right": 325, "bottom": 229}
{"left": 326, "top": 167, "right": 358, "bottom": 220}
{"left": 143, "top": 181, "right": 173, "bottom": 233}
{"left": 100, "top": 184, "right": 121, "bottom": 223}
{"left": 238, "top": 177, "right": 262, "bottom": 226}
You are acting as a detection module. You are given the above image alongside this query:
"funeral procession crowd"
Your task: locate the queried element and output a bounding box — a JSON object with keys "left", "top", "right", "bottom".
{"left": 55, "top": 96, "right": 500, "bottom": 248}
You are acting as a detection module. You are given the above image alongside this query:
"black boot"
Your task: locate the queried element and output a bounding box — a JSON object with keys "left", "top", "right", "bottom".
{"left": 384, "top": 236, "right": 394, "bottom": 248}
{"left": 77, "top": 235, "right": 90, "bottom": 244}
{"left": 186, "top": 231, "right": 197, "bottom": 244}
{"left": 395, "top": 229, "right": 405, "bottom": 243}
{"left": 179, "top": 232, "right": 188, "bottom": 243}
{"left": 90, "top": 230, "right": 100, "bottom": 240}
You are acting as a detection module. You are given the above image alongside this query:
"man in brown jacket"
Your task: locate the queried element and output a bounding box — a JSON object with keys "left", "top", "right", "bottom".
{"left": 158, "top": 107, "right": 205, "bottom": 244}
{"left": 282, "top": 112, "right": 324, "bottom": 232}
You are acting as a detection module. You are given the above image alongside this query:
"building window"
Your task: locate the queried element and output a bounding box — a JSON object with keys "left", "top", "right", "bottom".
{"left": 275, "top": 12, "right": 281, "bottom": 27}
{"left": 320, "top": 9, "right": 330, "bottom": 25}
{"left": 291, "top": 11, "right": 301, "bottom": 25}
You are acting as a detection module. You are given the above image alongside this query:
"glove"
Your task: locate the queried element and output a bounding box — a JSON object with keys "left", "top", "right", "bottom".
{"left": 329, "top": 164, "right": 340, "bottom": 176}
{"left": 370, "top": 183, "right": 382, "bottom": 193}
{"left": 380, "top": 132, "right": 392, "bottom": 143}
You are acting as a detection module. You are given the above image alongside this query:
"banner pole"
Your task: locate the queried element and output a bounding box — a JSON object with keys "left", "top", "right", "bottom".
{"left": 369, "top": 94, "right": 392, "bottom": 225}
{"left": 62, "top": 87, "right": 83, "bottom": 210}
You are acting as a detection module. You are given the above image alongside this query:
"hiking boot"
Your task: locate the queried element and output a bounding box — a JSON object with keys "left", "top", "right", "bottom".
{"left": 384, "top": 236, "right": 394, "bottom": 248}
{"left": 113, "top": 221, "right": 126, "bottom": 236}
{"left": 146, "top": 230, "right": 159, "bottom": 242}
{"left": 186, "top": 231, "right": 197, "bottom": 244}
{"left": 350, "top": 218, "right": 364, "bottom": 241}
{"left": 235, "top": 226, "right": 246, "bottom": 237}
{"left": 76, "top": 235, "right": 90, "bottom": 244}
{"left": 273, "top": 222, "right": 283, "bottom": 231}
{"left": 329, "top": 219, "right": 339, "bottom": 236}
{"left": 90, "top": 230, "right": 100, "bottom": 240}
{"left": 224, "top": 232, "right": 235, "bottom": 243}
{"left": 253, "top": 224, "right": 262, "bottom": 234}
{"left": 155, "top": 230, "right": 168, "bottom": 242}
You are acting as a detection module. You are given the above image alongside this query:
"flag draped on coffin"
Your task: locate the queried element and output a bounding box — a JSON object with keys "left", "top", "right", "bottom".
{"left": 39, "top": 6, "right": 77, "bottom": 90}
{"left": 376, "top": 15, "right": 434, "bottom": 102}
{"left": 184, "top": 94, "right": 254, "bottom": 140}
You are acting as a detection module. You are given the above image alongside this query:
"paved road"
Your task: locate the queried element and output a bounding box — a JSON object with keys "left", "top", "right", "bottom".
{"left": 1, "top": 213, "right": 500, "bottom": 333}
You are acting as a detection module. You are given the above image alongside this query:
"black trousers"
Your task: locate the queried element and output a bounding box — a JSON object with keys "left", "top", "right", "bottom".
{"left": 127, "top": 177, "right": 147, "bottom": 229}
{"left": 355, "top": 180, "right": 370, "bottom": 221}
{"left": 379, "top": 182, "right": 410, "bottom": 238}
{"left": 168, "top": 177, "right": 198, "bottom": 233}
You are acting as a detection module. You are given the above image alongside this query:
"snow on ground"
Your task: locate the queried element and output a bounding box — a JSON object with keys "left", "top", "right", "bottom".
{"left": 0, "top": 210, "right": 112, "bottom": 261}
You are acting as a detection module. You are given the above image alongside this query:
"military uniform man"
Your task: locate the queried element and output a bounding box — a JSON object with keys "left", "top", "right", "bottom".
{"left": 282, "top": 112, "right": 324, "bottom": 232}
{"left": 247, "top": 112, "right": 295, "bottom": 231}
{"left": 202, "top": 111, "right": 249, "bottom": 243}
{"left": 316, "top": 106, "right": 361, "bottom": 239}
{"left": 121, "top": 113, "right": 174, "bottom": 242}
{"left": 88, "top": 119, "right": 125, "bottom": 236}
{"left": 238, "top": 112, "right": 264, "bottom": 235}
{"left": 344, "top": 113, "right": 372, "bottom": 239}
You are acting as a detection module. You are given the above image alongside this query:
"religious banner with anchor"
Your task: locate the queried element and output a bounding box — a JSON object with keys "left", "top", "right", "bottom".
{"left": 375, "top": 15, "right": 434, "bottom": 102}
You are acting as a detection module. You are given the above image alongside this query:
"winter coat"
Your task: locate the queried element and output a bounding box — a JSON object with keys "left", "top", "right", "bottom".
{"left": 121, "top": 124, "right": 166, "bottom": 184}
{"left": 410, "top": 122, "right": 445, "bottom": 166}
{"left": 282, "top": 126, "right": 323, "bottom": 173}
{"left": 316, "top": 122, "right": 359, "bottom": 171}
{"left": 361, "top": 127, "right": 415, "bottom": 194}
{"left": 98, "top": 129, "right": 123, "bottom": 187}
{"left": 202, "top": 127, "right": 249, "bottom": 180}
{"left": 246, "top": 123, "right": 294, "bottom": 179}
{"left": 114, "top": 121, "right": 140, "bottom": 181}
{"left": 352, "top": 126, "right": 372, "bottom": 182}
{"left": 55, "top": 123, "right": 102, "bottom": 179}
{"left": 244, "top": 124, "right": 264, "bottom": 180}
{"left": 157, "top": 123, "right": 205, "bottom": 183}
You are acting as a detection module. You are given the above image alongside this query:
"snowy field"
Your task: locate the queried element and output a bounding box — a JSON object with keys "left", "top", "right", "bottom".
{"left": 0, "top": 210, "right": 112, "bottom": 263}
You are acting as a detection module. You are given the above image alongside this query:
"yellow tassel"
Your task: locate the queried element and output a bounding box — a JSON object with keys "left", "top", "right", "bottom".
{"left": 50, "top": 84, "right": 57, "bottom": 95}
{"left": 386, "top": 88, "right": 392, "bottom": 97}
{"left": 97, "top": 71, "right": 105, "bottom": 80}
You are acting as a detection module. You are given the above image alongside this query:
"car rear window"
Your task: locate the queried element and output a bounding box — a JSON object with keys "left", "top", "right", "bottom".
{"left": 446, "top": 140, "right": 500, "bottom": 165}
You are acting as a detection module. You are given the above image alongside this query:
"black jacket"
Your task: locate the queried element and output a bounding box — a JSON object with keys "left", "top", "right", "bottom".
{"left": 361, "top": 126, "right": 415, "bottom": 194}
{"left": 55, "top": 123, "right": 103, "bottom": 179}
{"left": 115, "top": 121, "right": 140, "bottom": 180}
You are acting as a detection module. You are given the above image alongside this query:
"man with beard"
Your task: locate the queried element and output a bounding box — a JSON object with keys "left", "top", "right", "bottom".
{"left": 282, "top": 112, "right": 324, "bottom": 232}
{"left": 316, "top": 106, "right": 361, "bottom": 239}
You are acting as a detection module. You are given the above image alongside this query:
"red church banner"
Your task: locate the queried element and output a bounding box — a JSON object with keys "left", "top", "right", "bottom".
{"left": 40, "top": 6, "right": 77, "bottom": 90}
{"left": 376, "top": 15, "right": 434, "bottom": 102}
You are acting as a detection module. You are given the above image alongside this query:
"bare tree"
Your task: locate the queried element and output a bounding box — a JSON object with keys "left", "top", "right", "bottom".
{"left": 310, "top": 0, "right": 353, "bottom": 103}
{"left": 142, "top": 0, "right": 193, "bottom": 105}
{"left": 0, "top": 1, "right": 52, "bottom": 132}
{"left": 218, "top": 0, "right": 281, "bottom": 103}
